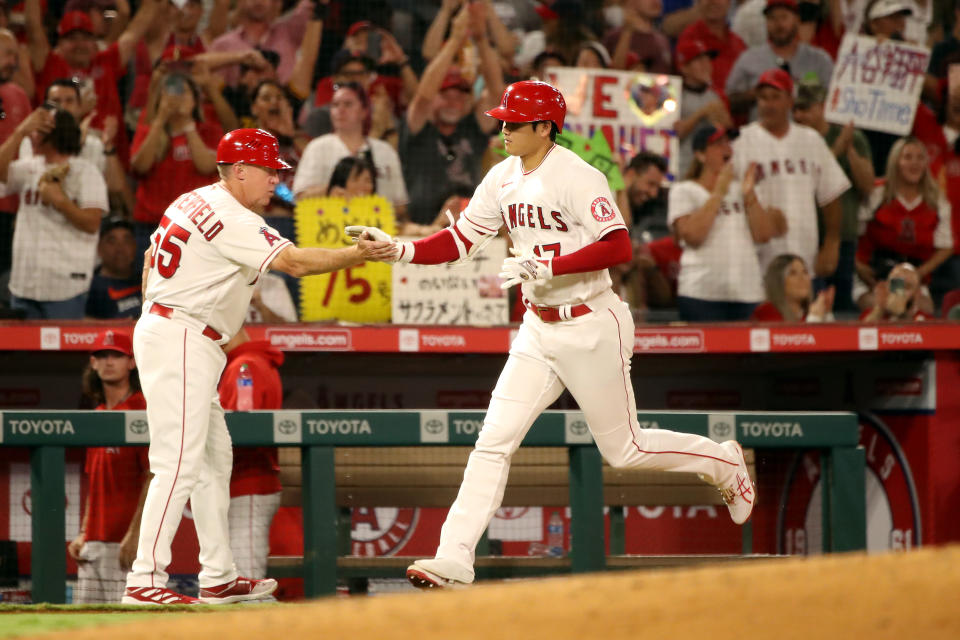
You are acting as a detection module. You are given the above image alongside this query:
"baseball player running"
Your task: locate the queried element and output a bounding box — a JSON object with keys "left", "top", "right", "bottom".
{"left": 122, "top": 128, "right": 395, "bottom": 605}
{"left": 347, "top": 81, "right": 756, "bottom": 590}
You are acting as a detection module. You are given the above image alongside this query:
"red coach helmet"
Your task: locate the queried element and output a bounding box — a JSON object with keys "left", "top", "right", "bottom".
{"left": 485, "top": 80, "right": 566, "bottom": 131}
{"left": 216, "top": 128, "right": 292, "bottom": 170}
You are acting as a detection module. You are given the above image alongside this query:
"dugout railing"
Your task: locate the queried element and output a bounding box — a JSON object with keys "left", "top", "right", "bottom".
{"left": 0, "top": 410, "right": 866, "bottom": 602}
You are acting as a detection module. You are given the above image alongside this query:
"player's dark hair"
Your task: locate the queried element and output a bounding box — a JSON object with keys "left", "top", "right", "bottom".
{"left": 627, "top": 150, "right": 668, "bottom": 175}
{"left": 45, "top": 77, "right": 81, "bottom": 102}
{"left": 327, "top": 155, "right": 378, "bottom": 195}
{"left": 533, "top": 120, "right": 559, "bottom": 141}
{"left": 81, "top": 362, "right": 141, "bottom": 408}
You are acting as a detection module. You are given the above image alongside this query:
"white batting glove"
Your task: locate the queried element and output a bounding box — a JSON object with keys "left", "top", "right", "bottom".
{"left": 343, "top": 225, "right": 415, "bottom": 264}
{"left": 499, "top": 254, "right": 553, "bottom": 289}
{"left": 345, "top": 225, "right": 393, "bottom": 243}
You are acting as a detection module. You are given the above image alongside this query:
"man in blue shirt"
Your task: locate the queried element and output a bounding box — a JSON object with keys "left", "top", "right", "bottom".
{"left": 85, "top": 217, "right": 141, "bottom": 319}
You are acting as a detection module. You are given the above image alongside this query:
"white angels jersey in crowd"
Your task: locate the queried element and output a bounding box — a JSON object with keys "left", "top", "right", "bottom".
{"left": 8, "top": 156, "right": 108, "bottom": 302}
{"left": 450, "top": 144, "right": 627, "bottom": 307}
{"left": 667, "top": 180, "right": 765, "bottom": 303}
{"left": 145, "top": 183, "right": 292, "bottom": 342}
{"left": 732, "top": 122, "right": 851, "bottom": 273}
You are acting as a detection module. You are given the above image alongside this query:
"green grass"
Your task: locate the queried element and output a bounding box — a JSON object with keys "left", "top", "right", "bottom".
{"left": 0, "top": 603, "right": 287, "bottom": 638}
{"left": 0, "top": 611, "right": 161, "bottom": 638}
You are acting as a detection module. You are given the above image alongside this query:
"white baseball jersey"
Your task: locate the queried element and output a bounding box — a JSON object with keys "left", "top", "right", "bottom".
{"left": 293, "top": 134, "right": 409, "bottom": 207}
{"left": 453, "top": 144, "right": 627, "bottom": 306}
{"left": 7, "top": 156, "right": 107, "bottom": 301}
{"left": 144, "top": 183, "right": 293, "bottom": 340}
{"left": 732, "top": 122, "right": 850, "bottom": 272}
{"left": 667, "top": 180, "right": 764, "bottom": 302}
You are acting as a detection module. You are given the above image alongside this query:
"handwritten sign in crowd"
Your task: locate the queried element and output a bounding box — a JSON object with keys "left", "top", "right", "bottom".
{"left": 824, "top": 34, "right": 930, "bottom": 136}
{"left": 295, "top": 196, "right": 396, "bottom": 323}
{"left": 392, "top": 237, "right": 509, "bottom": 326}
{"left": 547, "top": 67, "right": 682, "bottom": 178}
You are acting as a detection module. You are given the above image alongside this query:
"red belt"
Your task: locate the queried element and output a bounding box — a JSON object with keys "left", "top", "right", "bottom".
{"left": 149, "top": 302, "right": 223, "bottom": 341}
{"left": 524, "top": 299, "right": 592, "bottom": 323}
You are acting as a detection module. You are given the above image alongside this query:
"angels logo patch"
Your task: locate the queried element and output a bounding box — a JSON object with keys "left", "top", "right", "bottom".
{"left": 351, "top": 507, "right": 419, "bottom": 556}
{"left": 777, "top": 412, "right": 921, "bottom": 555}
{"left": 259, "top": 226, "right": 281, "bottom": 247}
{"left": 590, "top": 197, "right": 615, "bottom": 222}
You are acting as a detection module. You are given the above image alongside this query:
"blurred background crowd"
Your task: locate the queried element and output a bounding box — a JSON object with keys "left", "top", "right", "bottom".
{"left": 0, "top": 0, "right": 958, "bottom": 325}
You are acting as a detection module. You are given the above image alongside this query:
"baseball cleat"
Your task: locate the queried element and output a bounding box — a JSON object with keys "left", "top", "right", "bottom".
{"left": 198, "top": 576, "right": 278, "bottom": 604}
{"left": 406, "top": 559, "right": 472, "bottom": 590}
{"left": 717, "top": 440, "right": 756, "bottom": 525}
{"left": 121, "top": 586, "right": 201, "bottom": 605}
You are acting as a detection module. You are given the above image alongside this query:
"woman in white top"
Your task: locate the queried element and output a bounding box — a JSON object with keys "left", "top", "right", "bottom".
{"left": 667, "top": 126, "right": 785, "bottom": 321}
{"left": 293, "top": 82, "right": 410, "bottom": 220}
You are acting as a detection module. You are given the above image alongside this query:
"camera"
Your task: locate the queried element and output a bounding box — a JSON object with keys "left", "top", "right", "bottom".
{"left": 889, "top": 277, "right": 907, "bottom": 295}
{"left": 164, "top": 74, "right": 188, "bottom": 96}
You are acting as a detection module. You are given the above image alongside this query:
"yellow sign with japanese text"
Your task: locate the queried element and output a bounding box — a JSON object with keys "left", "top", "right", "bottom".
{"left": 294, "top": 196, "right": 396, "bottom": 322}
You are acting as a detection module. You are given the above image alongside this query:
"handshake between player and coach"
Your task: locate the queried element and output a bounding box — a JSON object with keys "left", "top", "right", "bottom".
{"left": 345, "top": 225, "right": 553, "bottom": 289}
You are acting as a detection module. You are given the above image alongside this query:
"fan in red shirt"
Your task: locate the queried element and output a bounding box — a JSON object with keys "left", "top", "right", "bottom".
{"left": 752, "top": 253, "right": 835, "bottom": 321}
{"left": 129, "top": 67, "right": 222, "bottom": 256}
{"left": 675, "top": 0, "right": 746, "bottom": 96}
{"left": 67, "top": 330, "right": 150, "bottom": 604}
{"left": 860, "top": 263, "right": 932, "bottom": 322}
{"left": 856, "top": 137, "right": 954, "bottom": 299}
{"left": 217, "top": 329, "right": 283, "bottom": 580}
{"left": 25, "top": 0, "right": 162, "bottom": 166}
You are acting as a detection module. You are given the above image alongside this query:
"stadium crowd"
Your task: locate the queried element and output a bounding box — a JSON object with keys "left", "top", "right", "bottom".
{"left": 0, "top": 0, "right": 958, "bottom": 324}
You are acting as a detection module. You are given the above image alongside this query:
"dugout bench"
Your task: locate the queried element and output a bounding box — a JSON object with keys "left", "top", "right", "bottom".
{"left": 269, "top": 445, "right": 761, "bottom": 590}
{"left": 1, "top": 409, "right": 865, "bottom": 601}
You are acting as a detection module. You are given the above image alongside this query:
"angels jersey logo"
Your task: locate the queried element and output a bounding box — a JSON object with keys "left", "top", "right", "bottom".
{"left": 259, "top": 226, "right": 281, "bottom": 247}
{"left": 591, "top": 197, "right": 615, "bottom": 223}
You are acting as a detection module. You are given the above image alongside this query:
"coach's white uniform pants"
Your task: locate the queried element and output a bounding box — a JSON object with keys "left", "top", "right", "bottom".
{"left": 126, "top": 313, "right": 237, "bottom": 590}
{"left": 228, "top": 492, "right": 281, "bottom": 579}
{"left": 75, "top": 541, "right": 125, "bottom": 603}
{"left": 435, "top": 290, "right": 741, "bottom": 579}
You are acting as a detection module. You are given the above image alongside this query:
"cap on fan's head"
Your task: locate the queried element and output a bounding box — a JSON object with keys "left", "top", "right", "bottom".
{"left": 58, "top": 10, "right": 95, "bottom": 37}
{"left": 440, "top": 68, "right": 472, "bottom": 93}
{"left": 485, "top": 80, "right": 566, "bottom": 131}
{"left": 691, "top": 126, "right": 735, "bottom": 152}
{"left": 794, "top": 78, "right": 828, "bottom": 109}
{"left": 216, "top": 128, "right": 292, "bottom": 170}
{"left": 91, "top": 330, "right": 133, "bottom": 357}
{"left": 755, "top": 68, "right": 794, "bottom": 94}
{"left": 763, "top": 0, "right": 798, "bottom": 15}
{"left": 675, "top": 39, "right": 718, "bottom": 67}
{"left": 867, "top": 0, "right": 913, "bottom": 21}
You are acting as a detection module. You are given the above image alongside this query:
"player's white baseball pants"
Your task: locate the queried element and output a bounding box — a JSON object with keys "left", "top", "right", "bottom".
{"left": 125, "top": 313, "right": 237, "bottom": 590}
{"left": 75, "top": 541, "right": 125, "bottom": 604}
{"left": 228, "top": 492, "right": 281, "bottom": 579}
{"left": 434, "top": 289, "right": 741, "bottom": 578}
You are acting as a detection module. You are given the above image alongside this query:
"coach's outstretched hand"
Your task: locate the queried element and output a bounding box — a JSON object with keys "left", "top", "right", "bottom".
{"left": 346, "top": 225, "right": 402, "bottom": 263}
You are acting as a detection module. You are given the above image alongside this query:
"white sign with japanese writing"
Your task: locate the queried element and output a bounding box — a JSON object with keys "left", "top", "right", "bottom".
{"left": 824, "top": 34, "right": 930, "bottom": 136}
{"left": 546, "top": 67, "right": 682, "bottom": 179}
{"left": 391, "top": 237, "right": 509, "bottom": 326}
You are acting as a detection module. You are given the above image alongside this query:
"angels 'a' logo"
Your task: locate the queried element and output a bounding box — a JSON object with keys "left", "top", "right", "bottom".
{"left": 777, "top": 413, "right": 921, "bottom": 555}
{"left": 351, "top": 507, "right": 420, "bottom": 556}
{"left": 590, "top": 197, "right": 615, "bottom": 223}
{"left": 259, "top": 226, "right": 281, "bottom": 247}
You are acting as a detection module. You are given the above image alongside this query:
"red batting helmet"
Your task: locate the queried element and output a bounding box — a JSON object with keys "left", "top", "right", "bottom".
{"left": 485, "top": 81, "right": 566, "bottom": 131}
{"left": 216, "top": 128, "right": 292, "bottom": 170}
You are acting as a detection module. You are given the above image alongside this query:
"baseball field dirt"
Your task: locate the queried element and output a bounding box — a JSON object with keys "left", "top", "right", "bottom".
{"left": 26, "top": 545, "right": 960, "bottom": 640}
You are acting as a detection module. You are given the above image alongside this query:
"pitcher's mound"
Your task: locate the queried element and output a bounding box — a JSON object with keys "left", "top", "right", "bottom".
{"left": 46, "top": 546, "right": 960, "bottom": 640}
